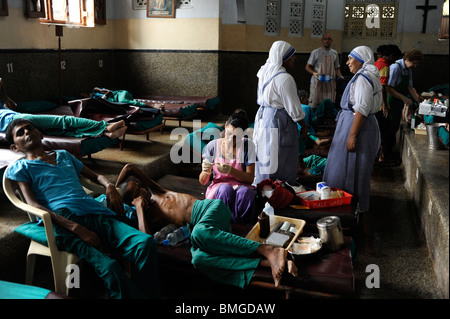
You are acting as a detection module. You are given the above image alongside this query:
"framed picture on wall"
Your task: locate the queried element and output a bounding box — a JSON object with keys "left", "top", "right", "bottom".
{"left": 0, "top": 0, "right": 9, "bottom": 16}
{"left": 25, "top": 0, "right": 45, "bottom": 18}
{"left": 147, "top": 0, "right": 175, "bottom": 18}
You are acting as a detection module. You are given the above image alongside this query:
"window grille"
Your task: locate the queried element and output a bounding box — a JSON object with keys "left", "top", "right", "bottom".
{"left": 344, "top": 0, "right": 398, "bottom": 38}
{"left": 265, "top": 0, "right": 281, "bottom": 36}
{"left": 311, "top": 0, "right": 327, "bottom": 38}
{"left": 179, "top": 0, "right": 192, "bottom": 9}
{"left": 132, "top": 0, "right": 147, "bottom": 10}
{"left": 289, "top": 0, "right": 305, "bottom": 37}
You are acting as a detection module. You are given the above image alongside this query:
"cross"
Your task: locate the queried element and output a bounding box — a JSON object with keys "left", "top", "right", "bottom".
{"left": 416, "top": 0, "right": 438, "bottom": 33}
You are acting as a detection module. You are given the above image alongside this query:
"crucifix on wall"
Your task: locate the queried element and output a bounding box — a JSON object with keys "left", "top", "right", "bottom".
{"left": 416, "top": 0, "right": 438, "bottom": 33}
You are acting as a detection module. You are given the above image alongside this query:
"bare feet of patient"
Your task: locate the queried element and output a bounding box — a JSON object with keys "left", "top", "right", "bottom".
{"left": 105, "top": 120, "right": 127, "bottom": 139}
{"left": 258, "top": 245, "right": 294, "bottom": 287}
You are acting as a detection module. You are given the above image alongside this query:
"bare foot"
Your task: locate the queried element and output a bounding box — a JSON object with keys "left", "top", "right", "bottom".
{"left": 258, "top": 245, "right": 287, "bottom": 287}
{"left": 287, "top": 259, "right": 298, "bottom": 277}
{"left": 315, "top": 138, "right": 331, "bottom": 146}
{"left": 105, "top": 126, "right": 127, "bottom": 139}
{"left": 106, "top": 120, "right": 126, "bottom": 132}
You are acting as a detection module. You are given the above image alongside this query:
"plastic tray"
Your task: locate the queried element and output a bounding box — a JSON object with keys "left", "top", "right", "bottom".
{"left": 245, "top": 215, "right": 306, "bottom": 251}
{"left": 296, "top": 187, "right": 353, "bottom": 209}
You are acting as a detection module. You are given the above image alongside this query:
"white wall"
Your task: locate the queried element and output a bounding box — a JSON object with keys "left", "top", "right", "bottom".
{"left": 398, "top": 0, "right": 445, "bottom": 34}
{"left": 110, "top": 0, "right": 220, "bottom": 19}
{"left": 220, "top": 0, "right": 345, "bottom": 30}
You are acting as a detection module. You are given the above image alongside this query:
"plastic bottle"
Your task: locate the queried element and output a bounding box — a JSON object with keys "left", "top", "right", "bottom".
{"left": 162, "top": 226, "right": 190, "bottom": 246}
{"left": 153, "top": 224, "right": 177, "bottom": 244}
{"left": 411, "top": 109, "right": 418, "bottom": 130}
{"left": 262, "top": 202, "right": 275, "bottom": 227}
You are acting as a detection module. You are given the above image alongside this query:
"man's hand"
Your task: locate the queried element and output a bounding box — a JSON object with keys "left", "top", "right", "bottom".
{"left": 3, "top": 97, "right": 17, "bottom": 110}
{"left": 132, "top": 195, "right": 150, "bottom": 211}
{"left": 106, "top": 184, "right": 125, "bottom": 217}
{"left": 73, "top": 224, "right": 102, "bottom": 250}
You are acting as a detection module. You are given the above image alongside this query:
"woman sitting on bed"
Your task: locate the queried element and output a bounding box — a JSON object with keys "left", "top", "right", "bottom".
{"left": 198, "top": 109, "right": 257, "bottom": 225}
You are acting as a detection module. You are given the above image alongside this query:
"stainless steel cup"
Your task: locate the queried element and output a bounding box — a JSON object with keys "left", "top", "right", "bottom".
{"left": 317, "top": 216, "right": 344, "bottom": 251}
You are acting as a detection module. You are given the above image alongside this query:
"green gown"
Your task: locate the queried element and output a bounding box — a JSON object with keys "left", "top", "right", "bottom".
{"left": 187, "top": 199, "right": 261, "bottom": 289}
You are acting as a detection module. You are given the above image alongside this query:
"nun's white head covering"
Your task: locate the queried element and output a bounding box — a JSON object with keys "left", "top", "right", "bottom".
{"left": 348, "top": 45, "right": 380, "bottom": 85}
{"left": 257, "top": 41, "right": 296, "bottom": 105}
{"left": 349, "top": 45, "right": 375, "bottom": 66}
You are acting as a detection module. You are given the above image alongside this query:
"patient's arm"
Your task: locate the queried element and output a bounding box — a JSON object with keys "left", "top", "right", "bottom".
{"left": 132, "top": 195, "right": 151, "bottom": 234}
{"left": 116, "top": 164, "right": 167, "bottom": 195}
{"left": 16, "top": 180, "right": 102, "bottom": 249}
{"left": 81, "top": 165, "right": 125, "bottom": 217}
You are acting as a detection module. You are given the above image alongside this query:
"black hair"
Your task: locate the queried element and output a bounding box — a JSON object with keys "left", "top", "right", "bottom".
{"left": 5, "top": 118, "right": 34, "bottom": 145}
{"left": 297, "top": 89, "right": 308, "bottom": 100}
{"left": 387, "top": 44, "right": 403, "bottom": 60}
{"left": 376, "top": 45, "right": 388, "bottom": 56}
{"left": 226, "top": 109, "right": 249, "bottom": 131}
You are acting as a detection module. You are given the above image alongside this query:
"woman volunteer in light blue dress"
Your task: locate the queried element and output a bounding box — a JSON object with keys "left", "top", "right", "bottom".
{"left": 323, "top": 46, "right": 382, "bottom": 212}
{"left": 253, "top": 41, "right": 307, "bottom": 185}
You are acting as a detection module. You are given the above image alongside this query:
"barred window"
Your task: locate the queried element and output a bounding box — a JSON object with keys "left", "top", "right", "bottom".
{"left": 179, "top": 0, "right": 193, "bottom": 9}
{"left": 311, "top": 0, "right": 327, "bottom": 38}
{"left": 344, "top": 0, "right": 398, "bottom": 39}
{"left": 289, "top": 0, "right": 305, "bottom": 37}
{"left": 265, "top": 0, "right": 281, "bottom": 36}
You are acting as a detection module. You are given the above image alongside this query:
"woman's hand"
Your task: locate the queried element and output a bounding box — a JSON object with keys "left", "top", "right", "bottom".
{"left": 201, "top": 159, "right": 214, "bottom": 174}
{"left": 346, "top": 134, "right": 358, "bottom": 152}
{"left": 403, "top": 96, "right": 414, "bottom": 107}
{"left": 382, "top": 104, "right": 389, "bottom": 118}
{"left": 217, "top": 163, "right": 232, "bottom": 174}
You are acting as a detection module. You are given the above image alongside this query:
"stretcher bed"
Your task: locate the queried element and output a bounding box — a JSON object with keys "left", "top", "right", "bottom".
{"left": 136, "top": 95, "right": 220, "bottom": 127}
{"left": 156, "top": 174, "right": 355, "bottom": 298}
{"left": 68, "top": 98, "right": 165, "bottom": 150}
{"left": 136, "top": 95, "right": 220, "bottom": 112}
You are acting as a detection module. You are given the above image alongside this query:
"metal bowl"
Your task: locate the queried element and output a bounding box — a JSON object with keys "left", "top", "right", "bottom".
{"left": 318, "top": 74, "right": 333, "bottom": 83}
{"left": 288, "top": 237, "right": 322, "bottom": 256}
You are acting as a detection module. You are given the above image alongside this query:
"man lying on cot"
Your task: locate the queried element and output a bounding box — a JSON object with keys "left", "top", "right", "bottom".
{"left": 115, "top": 163, "right": 298, "bottom": 289}
{"left": 0, "top": 77, "right": 127, "bottom": 139}
{"left": 5, "top": 119, "right": 159, "bottom": 299}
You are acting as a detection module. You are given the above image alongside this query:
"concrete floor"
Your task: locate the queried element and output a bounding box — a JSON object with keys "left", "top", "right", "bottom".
{"left": 354, "top": 165, "right": 439, "bottom": 298}
{"left": 0, "top": 117, "right": 442, "bottom": 299}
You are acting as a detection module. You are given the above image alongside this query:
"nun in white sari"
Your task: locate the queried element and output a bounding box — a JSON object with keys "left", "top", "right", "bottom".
{"left": 323, "top": 46, "right": 382, "bottom": 212}
{"left": 254, "top": 41, "right": 307, "bottom": 185}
